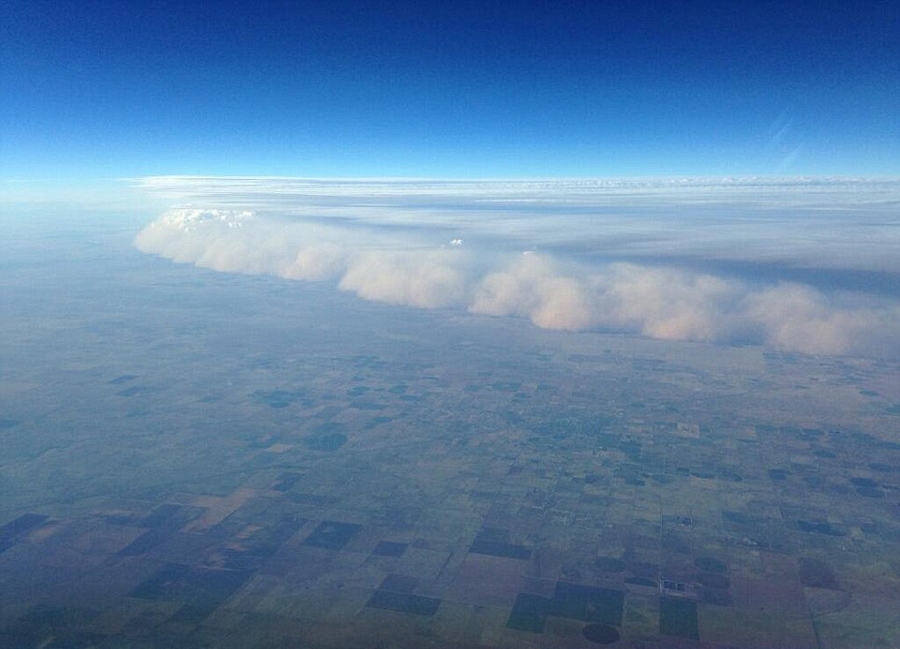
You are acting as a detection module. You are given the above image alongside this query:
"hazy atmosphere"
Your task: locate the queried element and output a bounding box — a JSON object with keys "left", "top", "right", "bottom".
{"left": 2, "top": 1, "right": 899, "bottom": 648}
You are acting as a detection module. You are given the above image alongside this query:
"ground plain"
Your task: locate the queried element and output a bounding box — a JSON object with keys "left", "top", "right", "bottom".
{"left": 1, "top": 214, "right": 899, "bottom": 648}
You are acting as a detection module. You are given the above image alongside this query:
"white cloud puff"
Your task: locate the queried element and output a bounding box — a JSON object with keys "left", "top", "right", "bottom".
{"left": 134, "top": 209, "right": 350, "bottom": 280}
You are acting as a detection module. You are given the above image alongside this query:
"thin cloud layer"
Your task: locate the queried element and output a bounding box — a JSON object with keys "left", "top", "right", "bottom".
{"left": 133, "top": 178, "right": 900, "bottom": 359}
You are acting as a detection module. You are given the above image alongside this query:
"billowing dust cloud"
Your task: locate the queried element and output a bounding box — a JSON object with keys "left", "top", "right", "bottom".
{"left": 134, "top": 188, "right": 900, "bottom": 359}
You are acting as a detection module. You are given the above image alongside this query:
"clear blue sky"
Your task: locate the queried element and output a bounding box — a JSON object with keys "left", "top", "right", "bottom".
{"left": 2, "top": 0, "right": 898, "bottom": 181}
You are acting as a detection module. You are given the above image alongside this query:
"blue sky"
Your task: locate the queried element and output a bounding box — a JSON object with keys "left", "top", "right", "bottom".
{"left": 2, "top": 0, "right": 898, "bottom": 181}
